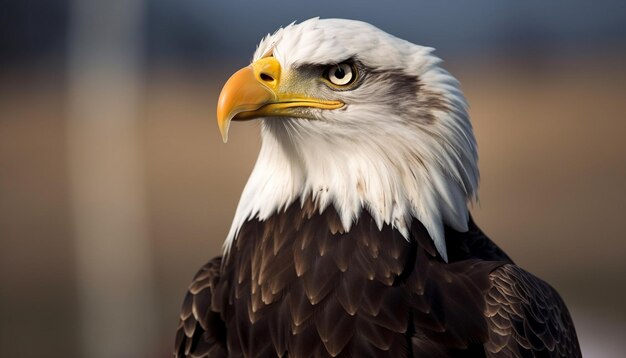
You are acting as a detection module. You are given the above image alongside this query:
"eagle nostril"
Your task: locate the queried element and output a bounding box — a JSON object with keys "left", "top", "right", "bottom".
{"left": 260, "top": 73, "right": 274, "bottom": 82}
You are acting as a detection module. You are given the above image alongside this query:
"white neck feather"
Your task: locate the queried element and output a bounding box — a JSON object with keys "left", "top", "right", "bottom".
{"left": 224, "top": 87, "right": 477, "bottom": 262}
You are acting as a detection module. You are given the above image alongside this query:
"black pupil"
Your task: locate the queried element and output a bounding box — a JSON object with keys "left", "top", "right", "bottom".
{"left": 334, "top": 66, "right": 345, "bottom": 79}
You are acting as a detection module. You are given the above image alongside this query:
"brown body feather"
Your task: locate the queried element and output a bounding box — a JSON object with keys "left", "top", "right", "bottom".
{"left": 175, "top": 199, "right": 581, "bottom": 357}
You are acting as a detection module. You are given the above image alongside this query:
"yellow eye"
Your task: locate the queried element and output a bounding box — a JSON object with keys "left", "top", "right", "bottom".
{"left": 326, "top": 63, "right": 355, "bottom": 86}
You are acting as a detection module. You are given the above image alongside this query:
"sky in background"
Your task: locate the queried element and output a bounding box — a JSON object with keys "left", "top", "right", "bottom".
{"left": 4, "top": 0, "right": 626, "bottom": 67}
{"left": 146, "top": 0, "right": 626, "bottom": 60}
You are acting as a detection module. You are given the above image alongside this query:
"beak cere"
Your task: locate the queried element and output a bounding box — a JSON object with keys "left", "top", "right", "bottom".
{"left": 216, "top": 57, "right": 344, "bottom": 143}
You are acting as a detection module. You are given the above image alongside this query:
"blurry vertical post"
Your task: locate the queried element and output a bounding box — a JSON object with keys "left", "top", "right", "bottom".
{"left": 67, "top": 0, "right": 157, "bottom": 357}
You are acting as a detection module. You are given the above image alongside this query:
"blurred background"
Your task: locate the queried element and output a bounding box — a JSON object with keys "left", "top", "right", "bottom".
{"left": 1, "top": 1, "right": 625, "bottom": 357}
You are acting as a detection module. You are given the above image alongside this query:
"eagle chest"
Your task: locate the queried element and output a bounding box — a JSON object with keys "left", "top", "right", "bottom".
{"left": 217, "top": 203, "right": 419, "bottom": 357}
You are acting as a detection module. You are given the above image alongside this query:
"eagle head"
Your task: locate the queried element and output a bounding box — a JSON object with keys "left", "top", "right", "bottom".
{"left": 217, "top": 18, "right": 478, "bottom": 262}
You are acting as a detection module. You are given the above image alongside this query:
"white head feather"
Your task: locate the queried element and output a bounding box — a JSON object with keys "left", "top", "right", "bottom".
{"left": 224, "top": 18, "right": 478, "bottom": 262}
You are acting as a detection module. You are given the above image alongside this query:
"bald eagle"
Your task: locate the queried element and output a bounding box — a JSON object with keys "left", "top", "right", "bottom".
{"left": 175, "top": 18, "right": 581, "bottom": 357}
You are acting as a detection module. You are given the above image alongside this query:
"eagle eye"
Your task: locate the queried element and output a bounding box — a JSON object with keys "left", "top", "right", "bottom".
{"left": 325, "top": 63, "right": 356, "bottom": 87}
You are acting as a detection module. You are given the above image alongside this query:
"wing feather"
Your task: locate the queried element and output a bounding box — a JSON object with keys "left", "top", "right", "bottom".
{"left": 174, "top": 257, "right": 227, "bottom": 358}
{"left": 484, "top": 265, "right": 581, "bottom": 357}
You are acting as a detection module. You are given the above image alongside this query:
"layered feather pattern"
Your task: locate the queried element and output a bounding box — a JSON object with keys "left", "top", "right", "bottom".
{"left": 175, "top": 200, "right": 581, "bottom": 357}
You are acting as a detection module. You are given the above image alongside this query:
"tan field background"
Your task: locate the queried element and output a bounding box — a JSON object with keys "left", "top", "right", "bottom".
{"left": 1, "top": 54, "right": 625, "bottom": 357}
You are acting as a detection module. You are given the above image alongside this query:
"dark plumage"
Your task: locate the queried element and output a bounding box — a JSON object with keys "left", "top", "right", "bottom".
{"left": 175, "top": 199, "right": 581, "bottom": 357}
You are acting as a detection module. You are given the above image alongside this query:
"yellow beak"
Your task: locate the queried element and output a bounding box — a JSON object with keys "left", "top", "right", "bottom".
{"left": 216, "top": 57, "right": 343, "bottom": 142}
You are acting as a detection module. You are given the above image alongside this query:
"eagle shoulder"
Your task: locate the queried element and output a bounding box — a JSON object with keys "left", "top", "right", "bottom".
{"left": 174, "top": 257, "right": 227, "bottom": 358}
{"left": 483, "top": 264, "right": 582, "bottom": 357}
